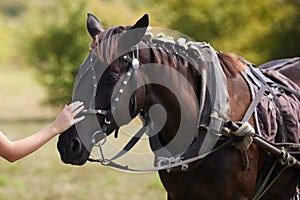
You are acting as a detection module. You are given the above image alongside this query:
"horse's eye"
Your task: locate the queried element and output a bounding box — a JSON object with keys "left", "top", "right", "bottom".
{"left": 105, "top": 74, "right": 119, "bottom": 83}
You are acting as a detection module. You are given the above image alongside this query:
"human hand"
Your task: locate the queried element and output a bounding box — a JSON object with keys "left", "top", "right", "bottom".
{"left": 51, "top": 101, "right": 85, "bottom": 135}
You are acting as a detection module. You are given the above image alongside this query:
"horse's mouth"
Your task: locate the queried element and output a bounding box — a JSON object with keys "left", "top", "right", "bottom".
{"left": 57, "top": 139, "right": 90, "bottom": 166}
{"left": 59, "top": 149, "right": 89, "bottom": 166}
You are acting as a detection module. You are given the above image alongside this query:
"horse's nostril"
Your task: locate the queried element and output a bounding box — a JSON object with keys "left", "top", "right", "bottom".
{"left": 71, "top": 138, "right": 82, "bottom": 154}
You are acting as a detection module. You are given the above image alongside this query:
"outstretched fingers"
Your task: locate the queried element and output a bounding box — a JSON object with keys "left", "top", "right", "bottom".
{"left": 73, "top": 115, "right": 85, "bottom": 124}
{"left": 71, "top": 102, "right": 85, "bottom": 116}
{"left": 67, "top": 101, "right": 84, "bottom": 112}
{"left": 67, "top": 101, "right": 85, "bottom": 124}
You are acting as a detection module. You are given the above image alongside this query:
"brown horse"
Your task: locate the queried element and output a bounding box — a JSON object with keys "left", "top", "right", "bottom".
{"left": 57, "top": 14, "right": 300, "bottom": 199}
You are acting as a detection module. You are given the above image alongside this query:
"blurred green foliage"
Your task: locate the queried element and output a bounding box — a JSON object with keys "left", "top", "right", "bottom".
{"left": 25, "top": 0, "right": 89, "bottom": 106}
{"left": 147, "top": 0, "right": 300, "bottom": 64}
{"left": 0, "top": 0, "right": 299, "bottom": 106}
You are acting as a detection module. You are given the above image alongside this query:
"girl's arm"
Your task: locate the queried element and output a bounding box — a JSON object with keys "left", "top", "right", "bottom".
{"left": 0, "top": 101, "right": 85, "bottom": 162}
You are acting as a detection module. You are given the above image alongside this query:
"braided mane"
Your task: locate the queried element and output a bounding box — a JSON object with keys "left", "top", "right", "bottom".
{"left": 143, "top": 32, "right": 245, "bottom": 78}
{"left": 90, "top": 27, "right": 245, "bottom": 78}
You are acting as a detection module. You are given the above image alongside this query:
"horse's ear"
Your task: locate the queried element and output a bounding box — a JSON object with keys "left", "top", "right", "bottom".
{"left": 87, "top": 13, "right": 104, "bottom": 38}
{"left": 118, "top": 14, "right": 149, "bottom": 53}
{"left": 131, "top": 14, "right": 149, "bottom": 32}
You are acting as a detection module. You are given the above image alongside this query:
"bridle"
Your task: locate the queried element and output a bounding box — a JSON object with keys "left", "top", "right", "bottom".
{"left": 78, "top": 44, "right": 153, "bottom": 164}
{"left": 82, "top": 45, "right": 141, "bottom": 135}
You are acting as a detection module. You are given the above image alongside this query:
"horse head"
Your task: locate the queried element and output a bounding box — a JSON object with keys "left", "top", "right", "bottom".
{"left": 57, "top": 13, "right": 149, "bottom": 165}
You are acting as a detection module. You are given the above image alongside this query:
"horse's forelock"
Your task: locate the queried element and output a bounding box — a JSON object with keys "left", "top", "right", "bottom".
{"left": 93, "top": 26, "right": 126, "bottom": 65}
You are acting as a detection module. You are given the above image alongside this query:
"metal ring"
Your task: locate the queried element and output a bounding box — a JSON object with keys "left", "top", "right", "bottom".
{"left": 91, "top": 130, "right": 104, "bottom": 145}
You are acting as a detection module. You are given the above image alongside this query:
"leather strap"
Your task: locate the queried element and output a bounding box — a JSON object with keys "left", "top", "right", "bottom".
{"left": 242, "top": 84, "right": 267, "bottom": 123}
{"left": 111, "top": 124, "right": 148, "bottom": 161}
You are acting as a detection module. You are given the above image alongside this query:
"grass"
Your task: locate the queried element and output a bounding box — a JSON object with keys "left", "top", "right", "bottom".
{"left": 0, "top": 66, "right": 165, "bottom": 200}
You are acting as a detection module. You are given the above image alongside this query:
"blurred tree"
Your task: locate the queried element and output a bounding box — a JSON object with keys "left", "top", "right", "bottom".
{"left": 257, "top": 0, "right": 300, "bottom": 61}
{"left": 23, "top": 0, "right": 298, "bottom": 106}
{"left": 25, "top": 0, "right": 89, "bottom": 106}
{"left": 146, "top": 0, "right": 299, "bottom": 64}
{"left": 24, "top": 0, "right": 145, "bottom": 106}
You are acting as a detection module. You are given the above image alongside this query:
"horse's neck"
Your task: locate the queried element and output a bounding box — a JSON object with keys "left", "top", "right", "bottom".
{"left": 139, "top": 43, "right": 200, "bottom": 144}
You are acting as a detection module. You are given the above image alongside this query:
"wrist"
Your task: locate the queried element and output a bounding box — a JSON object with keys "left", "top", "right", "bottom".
{"left": 47, "top": 123, "right": 60, "bottom": 137}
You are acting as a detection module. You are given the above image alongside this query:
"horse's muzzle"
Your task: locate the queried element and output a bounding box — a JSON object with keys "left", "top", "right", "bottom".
{"left": 57, "top": 127, "right": 90, "bottom": 165}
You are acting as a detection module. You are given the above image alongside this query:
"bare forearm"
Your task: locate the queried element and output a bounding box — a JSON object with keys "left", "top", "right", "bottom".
{"left": 0, "top": 101, "right": 84, "bottom": 162}
{"left": 1, "top": 125, "right": 58, "bottom": 162}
